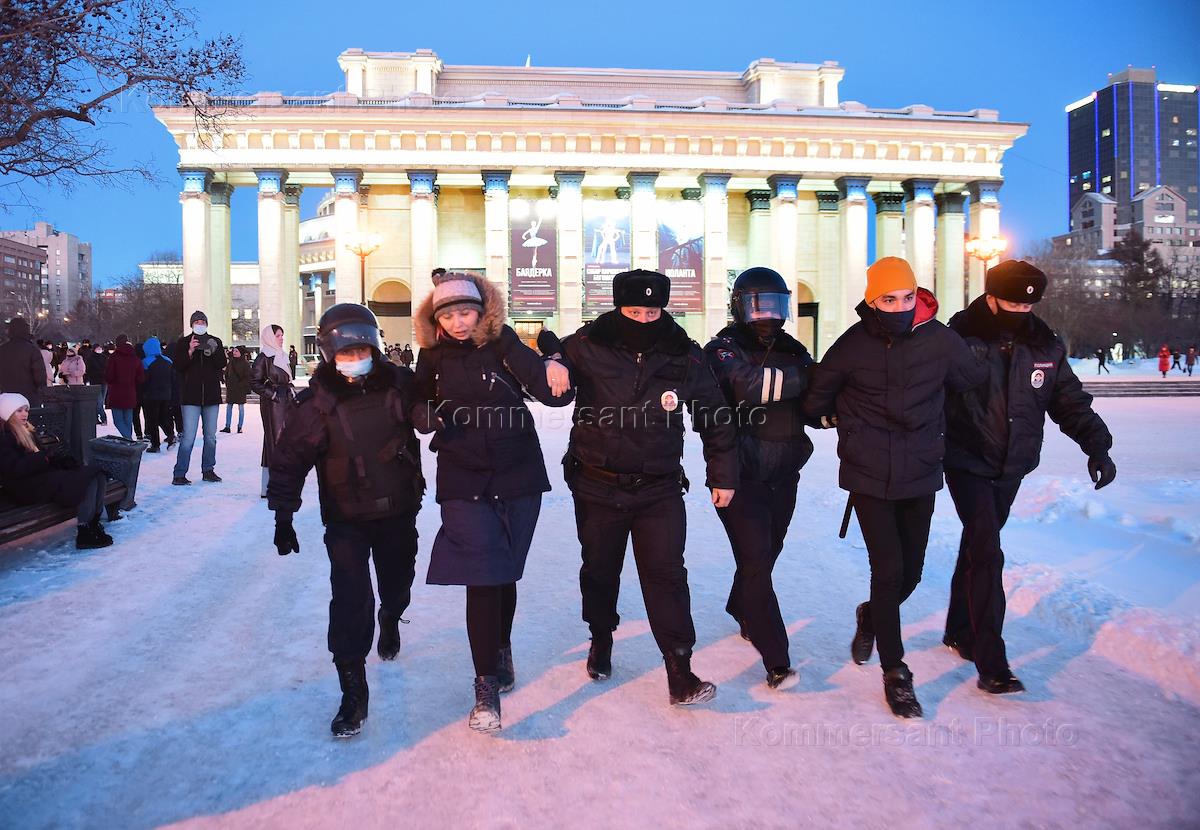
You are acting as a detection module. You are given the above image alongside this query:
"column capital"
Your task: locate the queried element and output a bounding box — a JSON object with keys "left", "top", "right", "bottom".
{"left": 871, "top": 191, "right": 906, "bottom": 213}
{"left": 254, "top": 169, "right": 288, "bottom": 195}
{"left": 331, "top": 169, "right": 363, "bottom": 195}
{"left": 554, "top": 170, "right": 585, "bottom": 190}
{"left": 967, "top": 180, "right": 1003, "bottom": 204}
{"left": 615, "top": 186, "right": 631, "bottom": 200}
{"left": 767, "top": 174, "right": 800, "bottom": 201}
{"left": 627, "top": 171, "right": 659, "bottom": 194}
{"left": 698, "top": 172, "right": 731, "bottom": 197}
{"left": 902, "top": 178, "right": 938, "bottom": 202}
{"left": 816, "top": 191, "right": 841, "bottom": 212}
{"left": 209, "top": 182, "right": 232, "bottom": 207}
{"left": 935, "top": 193, "right": 967, "bottom": 214}
{"left": 180, "top": 168, "right": 213, "bottom": 193}
{"left": 681, "top": 187, "right": 702, "bottom": 201}
{"left": 746, "top": 189, "right": 772, "bottom": 211}
{"left": 835, "top": 176, "right": 871, "bottom": 202}
{"left": 407, "top": 170, "right": 437, "bottom": 196}
{"left": 481, "top": 169, "right": 511, "bottom": 194}
{"left": 283, "top": 184, "right": 303, "bottom": 207}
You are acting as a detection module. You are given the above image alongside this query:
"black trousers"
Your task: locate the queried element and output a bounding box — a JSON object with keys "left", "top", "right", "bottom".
{"left": 717, "top": 476, "right": 798, "bottom": 670}
{"left": 324, "top": 513, "right": 418, "bottom": 664}
{"left": 944, "top": 470, "right": 1022, "bottom": 677}
{"left": 142, "top": 400, "right": 175, "bottom": 448}
{"left": 574, "top": 492, "right": 695, "bottom": 655}
{"left": 465, "top": 583, "right": 517, "bottom": 676}
{"left": 850, "top": 492, "right": 935, "bottom": 672}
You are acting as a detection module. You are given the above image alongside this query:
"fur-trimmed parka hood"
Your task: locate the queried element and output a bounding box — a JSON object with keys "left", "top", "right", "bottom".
{"left": 413, "top": 271, "right": 505, "bottom": 349}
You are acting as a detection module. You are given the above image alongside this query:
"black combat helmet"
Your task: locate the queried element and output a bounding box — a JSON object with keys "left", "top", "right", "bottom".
{"left": 730, "top": 267, "right": 792, "bottom": 324}
{"left": 317, "top": 303, "right": 383, "bottom": 362}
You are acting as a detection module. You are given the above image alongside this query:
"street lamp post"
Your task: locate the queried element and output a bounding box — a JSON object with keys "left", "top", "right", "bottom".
{"left": 965, "top": 235, "right": 1008, "bottom": 271}
{"left": 345, "top": 233, "right": 383, "bottom": 308}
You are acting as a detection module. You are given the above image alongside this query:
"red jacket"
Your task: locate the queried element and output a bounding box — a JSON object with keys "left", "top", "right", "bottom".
{"left": 104, "top": 343, "right": 145, "bottom": 409}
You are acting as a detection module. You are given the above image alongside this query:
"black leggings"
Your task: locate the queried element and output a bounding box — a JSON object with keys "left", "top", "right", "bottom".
{"left": 465, "top": 583, "right": 517, "bottom": 677}
{"left": 77, "top": 475, "right": 106, "bottom": 525}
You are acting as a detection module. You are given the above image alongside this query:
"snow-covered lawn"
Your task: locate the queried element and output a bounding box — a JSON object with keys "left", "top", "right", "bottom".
{"left": 1, "top": 397, "right": 1197, "bottom": 828}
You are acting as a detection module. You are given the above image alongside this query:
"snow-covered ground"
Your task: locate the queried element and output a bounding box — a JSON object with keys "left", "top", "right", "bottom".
{"left": 1069, "top": 356, "right": 1199, "bottom": 380}
{"left": 1, "top": 397, "right": 1198, "bottom": 828}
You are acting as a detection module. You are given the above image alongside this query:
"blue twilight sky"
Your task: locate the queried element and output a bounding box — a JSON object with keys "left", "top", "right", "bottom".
{"left": 6, "top": 0, "right": 1199, "bottom": 286}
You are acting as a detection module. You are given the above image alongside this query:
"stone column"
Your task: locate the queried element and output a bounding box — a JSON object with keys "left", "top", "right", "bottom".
{"left": 767, "top": 174, "right": 800, "bottom": 335}
{"left": 255, "top": 170, "right": 287, "bottom": 334}
{"left": 872, "top": 191, "right": 905, "bottom": 261}
{"left": 282, "top": 184, "right": 303, "bottom": 348}
{"left": 745, "top": 189, "right": 772, "bottom": 268}
{"left": 815, "top": 191, "right": 841, "bottom": 356}
{"left": 482, "top": 170, "right": 511, "bottom": 299}
{"left": 180, "top": 169, "right": 212, "bottom": 333}
{"left": 555, "top": 171, "right": 585, "bottom": 335}
{"left": 207, "top": 182, "right": 232, "bottom": 344}
{"left": 903, "top": 179, "right": 938, "bottom": 291}
{"left": 936, "top": 193, "right": 968, "bottom": 315}
{"left": 331, "top": 169, "right": 363, "bottom": 305}
{"left": 312, "top": 273, "right": 325, "bottom": 327}
{"left": 968, "top": 181, "right": 1003, "bottom": 299}
{"left": 408, "top": 170, "right": 439, "bottom": 317}
{"left": 700, "top": 173, "right": 732, "bottom": 338}
{"left": 627, "top": 172, "right": 659, "bottom": 271}
{"left": 836, "top": 176, "right": 871, "bottom": 321}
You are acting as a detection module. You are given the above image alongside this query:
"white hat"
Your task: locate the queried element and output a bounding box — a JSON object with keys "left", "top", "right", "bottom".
{"left": 0, "top": 392, "right": 30, "bottom": 422}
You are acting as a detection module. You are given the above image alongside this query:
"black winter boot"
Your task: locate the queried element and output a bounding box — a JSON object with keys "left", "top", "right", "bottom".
{"left": 977, "top": 669, "right": 1026, "bottom": 695}
{"left": 586, "top": 631, "right": 612, "bottom": 680}
{"left": 330, "top": 661, "right": 369, "bottom": 738}
{"left": 942, "top": 634, "right": 974, "bottom": 663}
{"left": 75, "top": 523, "right": 113, "bottom": 550}
{"left": 663, "top": 650, "right": 716, "bottom": 706}
{"left": 766, "top": 666, "right": 799, "bottom": 690}
{"left": 376, "top": 608, "right": 401, "bottom": 661}
{"left": 882, "top": 666, "right": 923, "bottom": 719}
{"left": 104, "top": 503, "right": 122, "bottom": 522}
{"left": 496, "top": 646, "right": 515, "bottom": 693}
{"left": 469, "top": 675, "right": 501, "bottom": 733}
{"left": 851, "top": 602, "right": 874, "bottom": 665}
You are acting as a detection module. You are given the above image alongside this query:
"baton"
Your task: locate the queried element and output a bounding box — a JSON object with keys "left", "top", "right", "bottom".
{"left": 838, "top": 494, "right": 854, "bottom": 539}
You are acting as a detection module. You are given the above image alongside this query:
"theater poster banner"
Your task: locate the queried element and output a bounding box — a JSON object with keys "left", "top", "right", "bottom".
{"left": 583, "top": 200, "right": 631, "bottom": 316}
{"left": 657, "top": 200, "right": 704, "bottom": 314}
{"left": 509, "top": 198, "right": 558, "bottom": 315}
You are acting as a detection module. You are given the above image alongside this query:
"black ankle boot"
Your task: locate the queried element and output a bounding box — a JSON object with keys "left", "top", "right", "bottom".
{"left": 75, "top": 523, "right": 113, "bottom": 550}
{"left": 977, "top": 669, "right": 1026, "bottom": 695}
{"left": 469, "top": 675, "right": 501, "bottom": 733}
{"left": 104, "top": 503, "right": 122, "bottom": 522}
{"left": 882, "top": 666, "right": 923, "bottom": 719}
{"left": 330, "top": 661, "right": 369, "bottom": 738}
{"left": 587, "top": 631, "right": 612, "bottom": 680}
{"left": 496, "top": 645, "right": 515, "bottom": 693}
{"left": 663, "top": 650, "right": 716, "bottom": 706}
{"left": 376, "top": 608, "right": 401, "bottom": 661}
{"left": 851, "top": 601, "right": 874, "bottom": 665}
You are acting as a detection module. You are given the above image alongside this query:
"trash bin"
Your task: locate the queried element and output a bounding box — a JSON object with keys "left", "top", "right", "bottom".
{"left": 42, "top": 385, "right": 101, "bottom": 463}
{"left": 89, "top": 435, "right": 148, "bottom": 510}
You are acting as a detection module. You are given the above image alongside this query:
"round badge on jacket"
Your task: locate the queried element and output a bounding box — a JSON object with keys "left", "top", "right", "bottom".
{"left": 1030, "top": 369, "right": 1045, "bottom": 389}
{"left": 661, "top": 389, "right": 679, "bottom": 412}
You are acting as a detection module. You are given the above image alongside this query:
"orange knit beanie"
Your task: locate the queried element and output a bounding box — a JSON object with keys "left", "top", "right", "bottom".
{"left": 864, "top": 257, "right": 917, "bottom": 303}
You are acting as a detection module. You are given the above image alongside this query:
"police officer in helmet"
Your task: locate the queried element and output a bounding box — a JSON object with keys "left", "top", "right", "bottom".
{"left": 268, "top": 303, "right": 425, "bottom": 738}
{"left": 705, "top": 267, "right": 816, "bottom": 690}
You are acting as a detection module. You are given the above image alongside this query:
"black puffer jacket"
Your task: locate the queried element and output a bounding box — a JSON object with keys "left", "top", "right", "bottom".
{"left": 267, "top": 360, "right": 423, "bottom": 525}
{"left": 410, "top": 272, "right": 574, "bottom": 503}
{"left": 944, "top": 295, "right": 1112, "bottom": 479}
{"left": 705, "top": 324, "right": 815, "bottom": 483}
{"left": 804, "top": 289, "right": 987, "bottom": 500}
{"left": 560, "top": 310, "right": 738, "bottom": 498}
{"left": 172, "top": 333, "right": 227, "bottom": 407}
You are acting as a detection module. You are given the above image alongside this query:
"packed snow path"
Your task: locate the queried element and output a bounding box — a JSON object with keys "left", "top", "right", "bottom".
{"left": 1, "top": 398, "right": 1197, "bottom": 828}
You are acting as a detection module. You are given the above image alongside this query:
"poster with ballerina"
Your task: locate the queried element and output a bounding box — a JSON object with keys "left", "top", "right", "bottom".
{"left": 509, "top": 198, "right": 558, "bottom": 314}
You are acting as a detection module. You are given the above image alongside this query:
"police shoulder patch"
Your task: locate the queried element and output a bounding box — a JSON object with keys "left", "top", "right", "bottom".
{"left": 716, "top": 349, "right": 736, "bottom": 361}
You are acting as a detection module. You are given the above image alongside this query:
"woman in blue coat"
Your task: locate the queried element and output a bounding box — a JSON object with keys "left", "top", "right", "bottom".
{"left": 411, "top": 270, "right": 572, "bottom": 733}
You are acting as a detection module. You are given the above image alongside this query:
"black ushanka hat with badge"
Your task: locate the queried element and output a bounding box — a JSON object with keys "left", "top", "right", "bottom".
{"left": 985, "top": 260, "right": 1047, "bottom": 303}
{"left": 612, "top": 269, "right": 671, "bottom": 308}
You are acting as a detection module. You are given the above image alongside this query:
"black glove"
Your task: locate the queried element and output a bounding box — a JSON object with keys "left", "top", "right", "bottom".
{"left": 1088, "top": 455, "right": 1116, "bottom": 490}
{"left": 48, "top": 453, "right": 79, "bottom": 470}
{"left": 273, "top": 511, "right": 300, "bottom": 556}
{"left": 537, "top": 329, "right": 563, "bottom": 360}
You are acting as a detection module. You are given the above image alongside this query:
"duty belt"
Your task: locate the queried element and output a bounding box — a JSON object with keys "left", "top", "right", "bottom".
{"left": 577, "top": 462, "right": 675, "bottom": 490}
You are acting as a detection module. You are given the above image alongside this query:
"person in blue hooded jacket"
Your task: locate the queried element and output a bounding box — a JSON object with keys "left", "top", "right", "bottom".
{"left": 140, "top": 337, "right": 176, "bottom": 453}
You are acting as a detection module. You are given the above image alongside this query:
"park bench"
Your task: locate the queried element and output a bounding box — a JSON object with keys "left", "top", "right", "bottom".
{"left": 0, "top": 479, "right": 127, "bottom": 546}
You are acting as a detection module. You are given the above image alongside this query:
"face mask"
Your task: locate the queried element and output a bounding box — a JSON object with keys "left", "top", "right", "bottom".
{"left": 192, "top": 324, "right": 208, "bottom": 335}
{"left": 613, "top": 311, "right": 663, "bottom": 352}
{"left": 993, "top": 307, "right": 1030, "bottom": 332}
{"left": 336, "top": 355, "right": 373, "bottom": 378}
{"left": 748, "top": 319, "right": 784, "bottom": 344}
{"left": 873, "top": 307, "right": 916, "bottom": 337}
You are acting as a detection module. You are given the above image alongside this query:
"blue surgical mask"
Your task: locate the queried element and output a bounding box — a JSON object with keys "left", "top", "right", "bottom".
{"left": 336, "top": 355, "right": 373, "bottom": 378}
{"left": 192, "top": 324, "right": 208, "bottom": 336}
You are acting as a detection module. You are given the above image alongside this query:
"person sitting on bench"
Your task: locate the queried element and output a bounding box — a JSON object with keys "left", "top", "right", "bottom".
{"left": 0, "top": 393, "right": 121, "bottom": 550}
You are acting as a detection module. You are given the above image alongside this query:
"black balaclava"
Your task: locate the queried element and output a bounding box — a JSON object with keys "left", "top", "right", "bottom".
{"left": 612, "top": 311, "right": 665, "bottom": 352}
{"left": 872, "top": 307, "right": 916, "bottom": 337}
{"left": 747, "top": 319, "right": 784, "bottom": 345}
